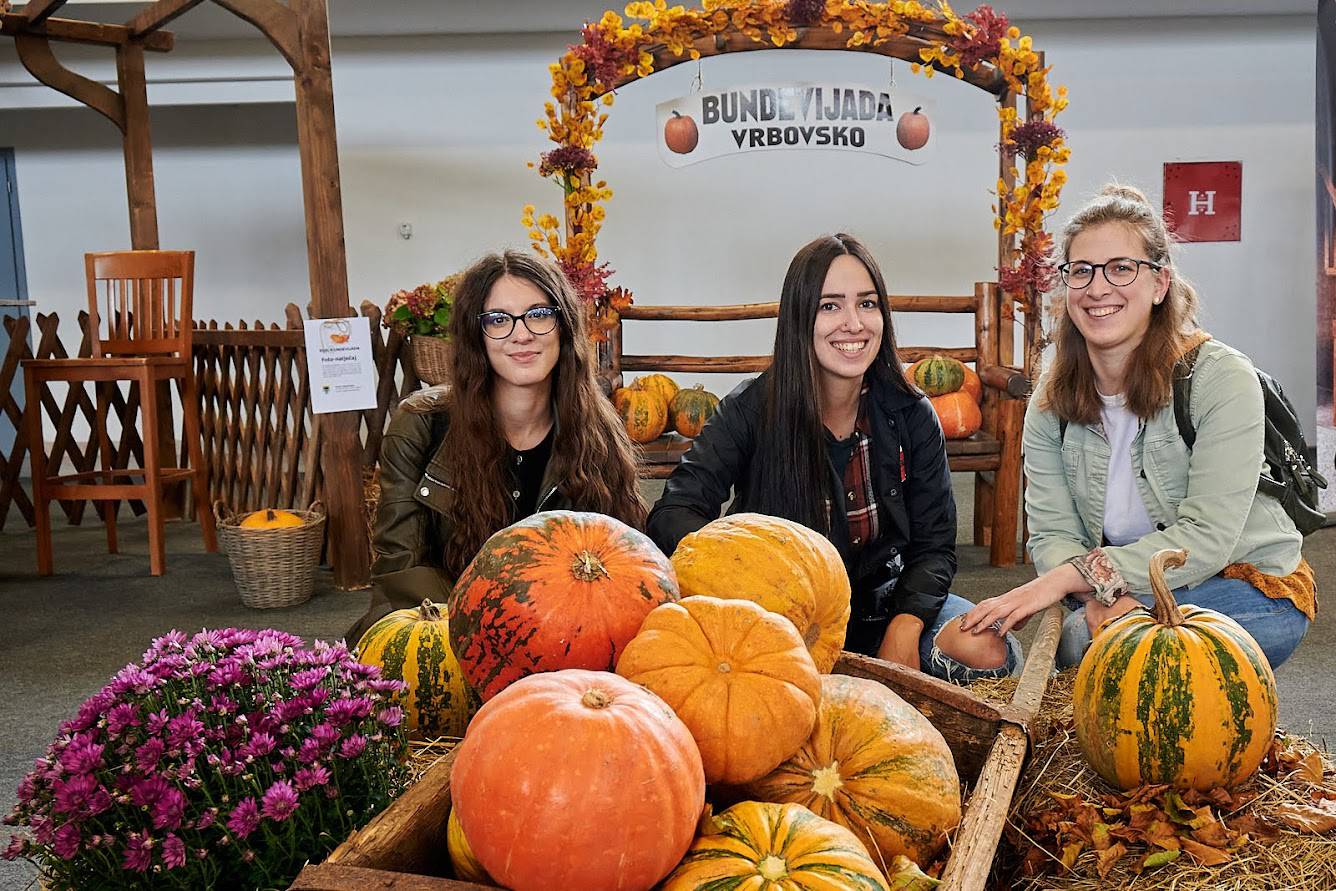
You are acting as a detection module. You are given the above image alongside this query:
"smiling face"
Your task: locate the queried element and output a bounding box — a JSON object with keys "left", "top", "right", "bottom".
{"left": 481, "top": 274, "right": 561, "bottom": 392}
{"left": 1065, "top": 222, "right": 1170, "bottom": 360}
{"left": 811, "top": 253, "right": 884, "bottom": 385}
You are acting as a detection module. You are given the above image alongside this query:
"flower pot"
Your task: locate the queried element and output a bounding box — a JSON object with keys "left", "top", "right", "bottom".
{"left": 410, "top": 335, "right": 453, "bottom": 386}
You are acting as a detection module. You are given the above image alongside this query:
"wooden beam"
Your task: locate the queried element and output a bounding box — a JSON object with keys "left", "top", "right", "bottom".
{"left": 21, "top": 0, "right": 67, "bottom": 26}
{"left": 125, "top": 0, "right": 205, "bottom": 37}
{"left": 1, "top": 12, "right": 174, "bottom": 51}
{"left": 213, "top": 0, "right": 300, "bottom": 68}
{"left": 115, "top": 42, "right": 159, "bottom": 248}
{"left": 14, "top": 32, "right": 125, "bottom": 130}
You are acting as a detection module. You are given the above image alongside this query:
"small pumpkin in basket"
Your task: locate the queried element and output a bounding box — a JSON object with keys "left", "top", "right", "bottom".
{"left": 451, "top": 669, "right": 705, "bottom": 891}
{"left": 238, "top": 508, "right": 304, "bottom": 529}
{"left": 660, "top": 801, "right": 890, "bottom": 891}
{"left": 743, "top": 673, "right": 961, "bottom": 865}
{"left": 669, "top": 513, "right": 850, "bottom": 673}
{"left": 930, "top": 390, "right": 983, "bottom": 439}
{"left": 912, "top": 354, "right": 966, "bottom": 396}
{"left": 449, "top": 510, "right": 679, "bottom": 700}
{"left": 355, "top": 599, "right": 478, "bottom": 738}
{"left": 614, "top": 384, "right": 669, "bottom": 443}
{"left": 616, "top": 596, "right": 821, "bottom": 785}
{"left": 669, "top": 385, "right": 720, "bottom": 438}
{"left": 1073, "top": 548, "right": 1279, "bottom": 791}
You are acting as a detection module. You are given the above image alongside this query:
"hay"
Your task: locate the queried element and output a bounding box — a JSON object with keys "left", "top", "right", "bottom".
{"left": 969, "top": 671, "right": 1336, "bottom": 891}
{"left": 406, "top": 736, "right": 460, "bottom": 787}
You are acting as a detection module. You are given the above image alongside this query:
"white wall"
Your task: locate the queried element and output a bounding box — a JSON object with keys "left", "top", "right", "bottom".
{"left": 0, "top": 13, "right": 1318, "bottom": 437}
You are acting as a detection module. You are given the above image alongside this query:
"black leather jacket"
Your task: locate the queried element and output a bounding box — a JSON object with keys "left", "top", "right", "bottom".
{"left": 345, "top": 406, "right": 572, "bottom": 644}
{"left": 647, "top": 371, "right": 956, "bottom": 627}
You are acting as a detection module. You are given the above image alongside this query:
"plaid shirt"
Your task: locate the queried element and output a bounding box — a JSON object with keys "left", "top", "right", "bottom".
{"left": 833, "top": 389, "right": 882, "bottom": 553}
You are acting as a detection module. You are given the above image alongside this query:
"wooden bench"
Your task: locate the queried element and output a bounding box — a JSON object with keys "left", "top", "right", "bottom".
{"left": 600, "top": 281, "right": 1029, "bottom": 566}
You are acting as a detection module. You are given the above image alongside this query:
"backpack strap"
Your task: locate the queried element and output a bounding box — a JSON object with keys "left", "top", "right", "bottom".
{"left": 1172, "top": 344, "right": 1203, "bottom": 450}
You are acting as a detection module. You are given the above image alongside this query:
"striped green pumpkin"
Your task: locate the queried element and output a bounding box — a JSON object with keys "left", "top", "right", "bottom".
{"left": 660, "top": 801, "right": 889, "bottom": 891}
{"left": 911, "top": 355, "right": 965, "bottom": 396}
{"left": 1073, "top": 549, "right": 1278, "bottom": 791}
{"left": 356, "top": 599, "right": 479, "bottom": 738}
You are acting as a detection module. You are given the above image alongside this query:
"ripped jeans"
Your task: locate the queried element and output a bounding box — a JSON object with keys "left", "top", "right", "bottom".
{"left": 845, "top": 593, "right": 1024, "bottom": 684}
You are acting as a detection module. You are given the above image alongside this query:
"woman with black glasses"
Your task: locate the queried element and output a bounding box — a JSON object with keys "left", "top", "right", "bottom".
{"left": 959, "top": 184, "right": 1312, "bottom": 670}
{"left": 345, "top": 251, "right": 646, "bottom": 644}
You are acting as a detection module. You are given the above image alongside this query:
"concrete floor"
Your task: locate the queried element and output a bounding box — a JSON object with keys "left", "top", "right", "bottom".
{"left": 1, "top": 475, "right": 1332, "bottom": 889}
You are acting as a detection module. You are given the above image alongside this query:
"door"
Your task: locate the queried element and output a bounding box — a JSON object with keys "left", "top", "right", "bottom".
{"left": 1, "top": 148, "right": 30, "bottom": 459}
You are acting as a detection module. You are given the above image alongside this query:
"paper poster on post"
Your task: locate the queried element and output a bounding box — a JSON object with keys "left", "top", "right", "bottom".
{"left": 304, "top": 317, "right": 377, "bottom": 415}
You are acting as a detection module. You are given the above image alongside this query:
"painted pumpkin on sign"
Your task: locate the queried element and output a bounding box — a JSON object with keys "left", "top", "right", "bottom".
{"left": 448, "top": 511, "right": 679, "bottom": 700}
{"left": 1073, "top": 549, "right": 1279, "bottom": 791}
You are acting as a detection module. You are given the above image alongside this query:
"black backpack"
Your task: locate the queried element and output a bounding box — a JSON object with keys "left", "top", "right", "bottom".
{"left": 1174, "top": 346, "right": 1328, "bottom": 536}
{"left": 1057, "top": 346, "right": 1329, "bottom": 535}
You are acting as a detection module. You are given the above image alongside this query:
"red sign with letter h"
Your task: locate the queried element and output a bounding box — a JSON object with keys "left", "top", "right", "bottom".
{"left": 1163, "top": 161, "right": 1241, "bottom": 242}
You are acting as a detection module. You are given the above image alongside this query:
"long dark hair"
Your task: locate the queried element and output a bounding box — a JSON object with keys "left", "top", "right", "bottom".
{"left": 439, "top": 250, "right": 647, "bottom": 578}
{"left": 750, "top": 234, "right": 915, "bottom": 532}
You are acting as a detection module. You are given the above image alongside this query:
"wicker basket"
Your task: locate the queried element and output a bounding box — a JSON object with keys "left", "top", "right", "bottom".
{"left": 215, "top": 501, "right": 326, "bottom": 609}
{"left": 409, "top": 335, "right": 452, "bottom": 386}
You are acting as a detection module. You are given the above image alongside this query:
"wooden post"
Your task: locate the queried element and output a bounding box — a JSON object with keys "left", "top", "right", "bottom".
{"left": 287, "top": 0, "right": 369, "bottom": 589}
{"left": 973, "top": 282, "right": 996, "bottom": 547}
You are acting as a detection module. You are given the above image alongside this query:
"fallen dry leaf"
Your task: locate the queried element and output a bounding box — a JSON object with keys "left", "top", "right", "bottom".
{"left": 1060, "top": 841, "right": 1085, "bottom": 871}
{"left": 1272, "top": 800, "right": 1336, "bottom": 834}
{"left": 1095, "top": 841, "right": 1128, "bottom": 879}
{"left": 1297, "top": 751, "right": 1326, "bottom": 785}
{"left": 886, "top": 854, "right": 940, "bottom": 890}
{"left": 1189, "top": 819, "right": 1233, "bottom": 848}
{"left": 1180, "top": 837, "right": 1231, "bottom": 866}
{"left": 1227, "top": 813, "right": 1281, "bottom": 843}
{"left": 1144, "top": 819, "right": 1182, "bottom": 851}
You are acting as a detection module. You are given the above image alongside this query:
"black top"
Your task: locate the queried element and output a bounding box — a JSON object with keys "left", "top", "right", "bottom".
{"left": 509, "top": 425, "right": 555, "bottom": 517}
{"left": 826, "top": 429, "right": 859, "bottom": 480}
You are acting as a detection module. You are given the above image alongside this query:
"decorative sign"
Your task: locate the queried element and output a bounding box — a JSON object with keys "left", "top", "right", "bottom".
{"left": 656, "top": 83, "right": 933, "bottom": 168}
{"left": 1163, "top": 161, "right": 1241, "bottom": 242}
{"left": 304, "top": 317, "right": 377, "bottom": 415}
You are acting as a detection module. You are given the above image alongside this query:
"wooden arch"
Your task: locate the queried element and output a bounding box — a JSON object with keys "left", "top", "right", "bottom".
{"left": 1, "top": 0, "right": 370, "bottom": 587}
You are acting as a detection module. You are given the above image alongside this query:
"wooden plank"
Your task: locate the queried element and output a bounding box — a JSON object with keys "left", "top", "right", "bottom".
{"left": 0, "top": 12, "right": 174, "bottom": 50}
{"left": 621, "top": 354, "right": 771, "bottom": 373}
{"left": 125, "top": 0, "right": 204, "bottom": 36}
{"left": 617, "top": 295, "right": 978, "bottom": 322}
{"left": 13, "top": 32, "right": 124, "bottom": 129}
{"left": 988, "top": 396, "right": 1023, "bottom": 567}
{"left": 193, "top": 328, "right": 302, "bottom": 347}
{"left": 895, "top": 346, "right": 976, "bottom": 364}
{"left": 291, "top": 864, "right": 487, "bottom": 891}
{"left": 21, "top": 0, "right": 68, "bottom": 26}
{"left": 214, "top": 0, "right": 300, "bottom": 68}
{"left": 116, "top": 41, "right": 159, "bottom": 249}
{"left": 977, "top": 363, "right": 1028, "bottom": 399}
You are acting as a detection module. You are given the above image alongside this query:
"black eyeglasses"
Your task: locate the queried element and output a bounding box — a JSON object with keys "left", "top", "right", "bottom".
{"left": 477, "top": 306, "right": 561, "bottom": 340}
{"left": 1058, "top": 258, "right": 1162, "bottom": 289}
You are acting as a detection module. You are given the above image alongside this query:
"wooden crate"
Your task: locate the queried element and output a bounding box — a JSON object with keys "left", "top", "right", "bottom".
{"left": 291, "top": 606, "right": 1063, "bottom": 891}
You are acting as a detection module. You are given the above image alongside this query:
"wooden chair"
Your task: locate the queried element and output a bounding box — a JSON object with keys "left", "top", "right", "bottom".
{"left": 602, "top": 281, "right": 1030, "bottom": 566}
{"left": 22, "top": 250, "right": 217, "bottom": 576}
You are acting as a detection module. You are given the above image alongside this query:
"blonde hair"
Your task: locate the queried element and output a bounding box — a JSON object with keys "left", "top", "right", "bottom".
{"left": 1038, "top": 183, "right": 1203, "bottom": 424}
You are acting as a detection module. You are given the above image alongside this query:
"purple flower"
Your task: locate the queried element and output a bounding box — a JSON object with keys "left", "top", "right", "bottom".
{"left": 53, "top": 774, "right": 111, "bottom": 819}
{"left": 105, "top": 703, "right": 140, "bottom": 738}
{"left": 294, "top": 765, "right": 331, "bottom": 792}
{"left": 150, "top": 787, "right": 186, "bottom": 831}
{"left": 146, "top": 630, "right": 187, "bottom": 657}
{"left": 53, "top": 823, "right": 81, "bottom": 859}
{"left": 2, "top": 835, "right": 28, "bottom": 861}
{"left": 134, "top": 738, "right": 165, "bottom": 773}
{"left": 16, "top": 775, "right": 37, "bottom": 807}
{"left": 121, "top": 831, "right": 153, "bottom": 872}
{"left": 311, "top": 723, "right": 339, "bottom": 749}
{"left": 297, "top": 739, "right": 323, "bottom": 765}
{"left": 162, "top": 833, "right": 186, "bottom": 869}
{"left": 369, "top": 678, "right": 407, "bottom": 696}
{"left": 261, "top": 780, "right": 299, "bottom": 822}
{"left": 242, "top": 732, "right": 276, "bottom": 759}
{"left": 194, "top": 808, "right": 217, "bottom": 830}
{"left": 166, "top": 712, "right": 204, "bottom": 750}
{"left": 144, "top": 709, "right": 171, "bottom": 735}
{"left": 209, "top": 694, "right": 237, "bottom": 715}
{"left": 325, "top": 697, "right": 373, "bottom": 727}
{"left": 59, "top": 736, "right": 105, "bottom": 775}
{"left": 338, "top": 735, "right": 367, "bottom": 760}
{"left": 227, "top": 798, "right": 260, "bottom": 838}
{"left": 110, "top": 665, "right": 158, "bottom": 696}
{"left": 130, "top": 776, "right": 171, "bottom": 809}
{"left": 291, "top": 667, "right": 329, "bottom": 690}
{"left": 376, "top": 707, "right": 404, "bottom": 729}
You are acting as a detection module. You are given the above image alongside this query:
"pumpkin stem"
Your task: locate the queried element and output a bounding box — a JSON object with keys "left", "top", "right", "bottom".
{"left": 580, "top": 688, "right": 613, "bottom": 710}
{"left": 757, "top": 855, "right": 788, "bottom": 881}
{"left": 1148, "top": 548, "right": 1190, "bottom": 627}
{"left": 571, "top": 550, "right": 611, "bottom": 583}
{"left": 810, "top": 762, "right": 844, "bottom": 799}
{"left": 417, "top": 599, "right": 443, "bottom": 622}
{"left": 265, "top": 509, "right": 278, "bottom": 521}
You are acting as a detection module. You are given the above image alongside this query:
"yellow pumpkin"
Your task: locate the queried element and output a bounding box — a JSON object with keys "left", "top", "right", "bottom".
{"left": 670, "top": 513, "right": 850, "bottom": 673}
{"left": 660, "top": 801, "right": 889, "bottom": 891}
{"left": 635, "top": 373, "right": 679, "bottom": 409}
{"left": 446, "top": 806, "right": 492, "bottom": 883}
{"left": 614, "top": 385, "right": 669, "bottom": 443}
{"left": 930, "top": 390, "right": 982, "bottom": 439}
{"left": 744, "top": 674, "right": 962, "bottom": 865}
{"left": 615, "top": 596, "right": 821, "bottom": 785}
{"left": 238, "top": 508, "right": 304, "bottom": 529}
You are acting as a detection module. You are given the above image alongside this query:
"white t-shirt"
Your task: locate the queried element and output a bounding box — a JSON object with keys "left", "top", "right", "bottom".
{"left": 1100, "top": 392, "right": 1156, "bottom": 546}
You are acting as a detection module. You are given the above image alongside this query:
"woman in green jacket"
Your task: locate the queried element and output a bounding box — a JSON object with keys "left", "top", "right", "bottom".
{"left": 960, "top": 184, "right": 1312, "bottom": 669}
{"left": 345, "top": 251, "right": 646, "bottom": 644}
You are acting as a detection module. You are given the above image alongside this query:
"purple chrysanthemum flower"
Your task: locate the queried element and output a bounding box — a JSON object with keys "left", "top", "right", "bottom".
{"left": 53, "top": 774, "right": 110, "bottom": 818}
{"left": 338, "top": 735, "right": 367, "bottom": 760}
{"left": 227, "top": 798, "right": 260, "bottom": 838}
{"left": 291, "top": 667, "right": 329, "bottom": 690}
{"left": 243, "top": 732, "right": 277, "bottom": 759}
{"left": 104, "top": 703, "right": 140, "bottom": 739}
{"left": 59, "top": 736, "right": 105, "bottom": 775}
{"left": 311, "top": 723, "right": 339, "bottom": 749}
{"left": 376, "top": 707, "right": 403, "bottom": 729}
{"left": 166, "top": 712, "right": 204, "bottom": 750}
{"left": 325, "top": 697, "right": 373, "bottom": 727}
{"left": 53, "top": 823, "right": 81, "bottom": 860}
{"left": 162, "top": 833, "right": 186, "bottom": 869}
{"left": 195, "top": 808, "right": 217, "bottom": 830}
{"left": 2, "top": 835, "right": 28, "bottom": 861}
{"left": 261, "top": 780, "right": 299, "bottom": 822}
{"left": 294, "top": 765, "right": 331, "bottom": 792}
{"left": 134, "top": 738, "right": 166, "bottom": 774}
{"left": 130, "top": 776, "right": 171, "bottom": 809}
{"left": 144, "top": 709, "right": 172, "bottom": 735}
{"left": 121, "top": 831, "right": 152, "bottom": 872}
{"left": 297, "top": 739, "right": 323, "bottom": 765}
{"left": 151, "top": 787, "right": 186, "bottom": 831}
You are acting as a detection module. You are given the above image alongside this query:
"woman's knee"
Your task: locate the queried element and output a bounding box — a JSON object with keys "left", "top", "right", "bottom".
{"left": 933, "top": 621, "right": 1008, "bottom": 670}
{"left": 1056, "top": 608, "right": 1092, "bottom": 670}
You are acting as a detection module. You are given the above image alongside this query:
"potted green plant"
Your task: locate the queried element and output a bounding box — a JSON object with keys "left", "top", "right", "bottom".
{"left": 383, "top": 273, "right": 459, "bottom": 386}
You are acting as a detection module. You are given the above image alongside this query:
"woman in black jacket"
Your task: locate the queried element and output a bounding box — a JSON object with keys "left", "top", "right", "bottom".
{"left": 647, "top": 234, "right": 1020, "bottom": 681}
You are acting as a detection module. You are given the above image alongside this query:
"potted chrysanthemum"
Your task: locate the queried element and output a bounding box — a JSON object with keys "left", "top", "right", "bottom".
{"left": 383, "top": 274, "right": 460, "bottom": 386}
{"left": 3, "top": 628, "right": 409, "bottom": 890}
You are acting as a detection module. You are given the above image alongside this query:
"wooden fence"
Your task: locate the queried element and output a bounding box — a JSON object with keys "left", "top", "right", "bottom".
{"left": 0, "top": 302, "right": 416, "bottom": 532}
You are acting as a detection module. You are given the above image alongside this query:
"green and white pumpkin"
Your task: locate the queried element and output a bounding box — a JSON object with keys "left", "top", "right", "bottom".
{"left": 911, "top": 355, "right": 966, "bottom": 396}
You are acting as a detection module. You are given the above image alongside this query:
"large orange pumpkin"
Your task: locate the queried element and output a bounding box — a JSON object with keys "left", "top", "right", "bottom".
{"left": 743, "top": 674, "right": 962, "bottom": 865}
{"left": 452, "top": 669, "right": 705, "bottom": 891}
{"left": 961, "top": 364, "right": 983, "bottom": 403}
{"left": 930, "top": 390, "right": 983, "bottom": 439}
{"left": 669, "top": 513, "right": 850, "bottom": 673}
{"left": 615, "top": 385, "right": 669, "bottom": 443}
{"left": 448, "top": 510, "right": 679, "bottom": 700}
{"left": 615, "top": 596, "right": 821, "bottom": 785}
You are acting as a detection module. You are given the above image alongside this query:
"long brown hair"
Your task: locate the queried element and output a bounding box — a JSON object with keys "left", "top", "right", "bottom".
{"left": 1038, "top": 183, "right": 1203, "bottom": 424}
{"left": 751, "top": 233, "right": 915, "bottom": 531}
{"left": 439, "top": 250, "right": 646, "bottom": 578}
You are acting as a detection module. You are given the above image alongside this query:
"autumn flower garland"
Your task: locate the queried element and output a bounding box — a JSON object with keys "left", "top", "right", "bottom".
{"left": 523, "top": 0, "right": 1069, "bottom": 339}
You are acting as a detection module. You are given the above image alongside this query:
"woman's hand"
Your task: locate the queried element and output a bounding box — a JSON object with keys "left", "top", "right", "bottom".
{"left": 877, "top": 614, "right": 924, "bottom": 672}
{"left": 959, "top": 563, "right": 1087, "bottom": 636}
{"left": 1084, "top": 595, "right": 1143, "bottom": 637}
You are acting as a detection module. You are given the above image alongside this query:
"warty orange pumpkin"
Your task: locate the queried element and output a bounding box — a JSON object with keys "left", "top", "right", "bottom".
{"left": 635, "top": 372, "right": 679, "bottom": 409}
{"left": 743, "top": 673, "right": 961, "bottom": 865}
{"left": 669, "top": 384, "right": 720, "bottom": 438}
{"left": 669, "top": 513, "right": 850, "bottom": 673}
{"left": 615, "top": 595, "right": 822, "bottom": 785}
{"left": 448, "top": 510, "right": 679, "bottom": 700}
{"left": 451, "top": 669, "right": 705, "bottom": 891}
{"left": 614, "top": 385, "right": 669, "bottom": 443}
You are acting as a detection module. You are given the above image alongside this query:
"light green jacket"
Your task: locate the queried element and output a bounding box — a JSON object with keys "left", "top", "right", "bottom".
{"left": 1024, "top": 338, "right": 1303, "bottom": 595}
